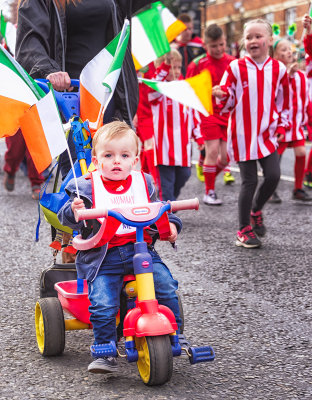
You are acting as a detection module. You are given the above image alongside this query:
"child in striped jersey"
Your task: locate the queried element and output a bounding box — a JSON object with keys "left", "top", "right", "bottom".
{"left": 302, "top": 14, "right": 312, "bottom": 189}
{"left": 272, "top": 38, "right": 311, "bottom": 202}
{"left": 149, "top": 49, "right": 204, "bottom": 201}
{"left": 213, "top": 19, "right": 290, "bottom": 248}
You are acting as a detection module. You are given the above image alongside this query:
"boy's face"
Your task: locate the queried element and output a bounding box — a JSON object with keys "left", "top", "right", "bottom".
{"left": 92, "top": 133, "right": 139, "bottom": 181}
{"left": 179, "top": 22, "right": 193, "bottom": 43}
{"left": 206, "top": 35, "right": 226, "bottom": 59}
{"left": 167, "top": 59, "right": 182, "bottom": 81}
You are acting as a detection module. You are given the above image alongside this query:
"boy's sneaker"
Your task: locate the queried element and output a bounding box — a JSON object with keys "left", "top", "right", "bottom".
{"left": 88, "top": 357, "right": 118, "bottom": 374}
{"left": 3, "top": 172, "right": 15, "bottom": 192}
{"left": 195, "top": 163, "right": 205, "bottom": 182}
{"left": 236, "top": 225, "right": 261, "bottom": 248}
{"left": 303, "top": 172, "right": 312, "bottom": 189}
{"left": 223, "top": 172, "right": 235, "bottom": 185}
{"left": 203, "top": 190, "right": 222, "bottom": 205}
{"left": 292, "top": 188, "right": 312, "bottom": 201}
{"left": 268, "top": 191, "right": 282, "bottom": 204}
{"left": 250, "top": 210, "right": 266, "bottom": 237}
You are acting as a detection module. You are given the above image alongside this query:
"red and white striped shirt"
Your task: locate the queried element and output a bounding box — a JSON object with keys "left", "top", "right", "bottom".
{"left": 220, "top": 56, "right": 290, "bottom": 162}
{"left": 149, "top": 63, "right": 203, "bottom": 167}
{"left": 283, "top": 70, "right": 308, "bottom": 142}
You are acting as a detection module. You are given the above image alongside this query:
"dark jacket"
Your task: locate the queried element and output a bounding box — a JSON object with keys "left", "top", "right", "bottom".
{"left": 57, "top": 173, "right": 183, "bottom": 282}
{"left": 16, "top": 0, "right": 152, "bottom": 125}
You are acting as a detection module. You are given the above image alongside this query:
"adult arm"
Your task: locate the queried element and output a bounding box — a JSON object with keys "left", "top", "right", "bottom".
{"left": 16, "top": 0, "right": 63, "bottom": 78}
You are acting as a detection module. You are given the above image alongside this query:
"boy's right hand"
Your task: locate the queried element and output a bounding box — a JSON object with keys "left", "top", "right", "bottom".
{"left": 303, "top": 14, "right": 312, "bottom": 35}
{"left": 71, "top": 197, "right": 86, "bottom": 214}
{"left": 212, "top": 85, "right": 227, "bottom": 99}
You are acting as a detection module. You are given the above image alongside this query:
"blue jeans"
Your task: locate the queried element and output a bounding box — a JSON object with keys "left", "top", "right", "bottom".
{"left": 87, "top": 243, "right": 181, "bottom": 345}
{"left": 158, "top": 165, "right": 191, "bottom": 201}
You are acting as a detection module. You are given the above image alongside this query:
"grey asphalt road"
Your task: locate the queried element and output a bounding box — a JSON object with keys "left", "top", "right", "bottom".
{"left": 0, "top": 139, "right": 312, "bottom": 400}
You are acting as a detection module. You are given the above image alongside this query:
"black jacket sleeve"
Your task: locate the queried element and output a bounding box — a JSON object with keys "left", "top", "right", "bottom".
{"left": 16, "top": 0, "right": 65, "bottom": 77}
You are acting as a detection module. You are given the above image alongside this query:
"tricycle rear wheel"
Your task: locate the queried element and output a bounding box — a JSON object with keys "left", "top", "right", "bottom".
{"left": 35, "top": 298, "right": 65, "bottom": 356}
{"left": 135, "top": 335, "right": 173, "bottom": 386}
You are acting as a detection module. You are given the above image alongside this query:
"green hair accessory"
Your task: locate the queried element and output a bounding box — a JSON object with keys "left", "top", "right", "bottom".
{"left": 272, "top": 23, "right": 280, "bottom": 37}
{"left": 287, "top": 23, "right": 297, "bottom": 37}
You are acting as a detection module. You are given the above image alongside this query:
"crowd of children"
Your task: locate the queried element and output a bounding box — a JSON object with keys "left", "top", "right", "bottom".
{"left": 134, "top": 13, "right": 312, "bottom": 250}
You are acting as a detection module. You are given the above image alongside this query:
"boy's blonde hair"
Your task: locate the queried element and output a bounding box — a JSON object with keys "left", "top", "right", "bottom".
{"left": 154, "top": 48, "right": 182, "bottom": 68}
{"left": 92, "top": 121, "right": 140, "bottom": 157}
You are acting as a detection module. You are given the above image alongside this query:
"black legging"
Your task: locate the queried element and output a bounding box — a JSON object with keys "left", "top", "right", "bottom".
{"left": 238, "top": 151, "right": 280, "bottom": 230}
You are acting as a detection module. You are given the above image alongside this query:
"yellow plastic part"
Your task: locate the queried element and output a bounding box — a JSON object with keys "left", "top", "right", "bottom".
{"left": 124, "top": 281, "right": 137, "bottom": 298}
{"left": 64, "top": 319, "right": 90, "bottom": 330}
{"left": 40, "top": 205, "right": 73, "bottom": 234}
{"left": 79, "top": 159, "right": 88, "bottom": 176}
{"left": 135, "top": 336, "right": 151, "bottom": 383}
{"left": 136, "top": 273, "right": 155, "bottom": 301}
{"left": 35, "top": 302, "right": 45, "bottom": 354}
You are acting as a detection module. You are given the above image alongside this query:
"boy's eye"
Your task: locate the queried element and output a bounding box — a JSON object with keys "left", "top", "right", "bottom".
{"left": 104, "top": 154, "right": 111, "bottom": 158}
{"left": 122, "top": 154, "right": 129, "bottom": 158}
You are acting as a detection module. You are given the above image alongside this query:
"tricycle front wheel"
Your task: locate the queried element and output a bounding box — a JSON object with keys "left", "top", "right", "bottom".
{"left": 135, "top": 335, "right": 173, "bottom": 386}
{"left": 35, "top": 298, "right": 65, "bottom": 356}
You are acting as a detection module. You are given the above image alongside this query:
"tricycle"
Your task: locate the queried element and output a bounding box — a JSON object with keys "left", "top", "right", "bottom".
{"left": 35, "top": 198, "right": 215, "bottom": 386}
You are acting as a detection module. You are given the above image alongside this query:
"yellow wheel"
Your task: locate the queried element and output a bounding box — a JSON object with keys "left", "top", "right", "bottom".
{"left": 35, "top": 298, "right": 65, "bottom": 356}
{"left": 135, "top": 335, "right": 173, "bottom": 386}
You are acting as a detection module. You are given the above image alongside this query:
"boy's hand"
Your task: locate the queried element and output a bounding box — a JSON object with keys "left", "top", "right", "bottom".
{"left": 167, "top": 222, "right": 178, "bottom": 243}
{"left": 71, "top": 197, "right": 86, "bottom": 213}
{"left": 212, "top": 85, "right": 227, "bottom": 99}
{"left": 197, "top": 143, "right": 205, "bottom": 151}
{"left": 288, "top": 62, "right": 298, "bottom": 76}
{"left": 303, "top": 14, "right": 312, "bottom": 35}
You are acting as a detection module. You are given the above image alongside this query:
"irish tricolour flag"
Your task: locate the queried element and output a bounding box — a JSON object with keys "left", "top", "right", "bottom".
{"left": 0, "top": 44, "right": 45, "bottom": 137}
{"left": 0, "top": 11, "right": 16, "bottom": 56}
{"left": 20, "top": 86, "right": 68, "bottom": 173}
{"left": 141, "top": 70, "right": 213, "bottom": 117}
{"left": 80, "top": 19, "right": 130, "bottom": 132}
{"left": 132, "top": 2, "right": 186, "bottom": 70}
{"left": 155, "top": 2, "right": 186, "bottom": 43}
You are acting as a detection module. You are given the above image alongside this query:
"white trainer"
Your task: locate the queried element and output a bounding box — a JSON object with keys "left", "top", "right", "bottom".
{"left": 203, "top": 190, "right": 222, "bottom": 205}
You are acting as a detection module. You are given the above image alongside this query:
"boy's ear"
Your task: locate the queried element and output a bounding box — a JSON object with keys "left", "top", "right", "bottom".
{"left": 132, "top": 156, "right": 139, "bottom": 168}
{"left": 92, "top": 156, "right": 98, "bottom": 168}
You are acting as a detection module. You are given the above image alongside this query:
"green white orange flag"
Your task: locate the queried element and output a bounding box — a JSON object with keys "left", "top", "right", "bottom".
{"left": 0, "top": 44, "right": 45, "bottom": 137}
{"left": 80, "top": 19, "right": 130, "bottom": 132}
{"left": 132, "top": 3, "right": 171, "bottom": 71}
{"left": 0, "top": 11, "right": 16, "bottom": 56}
{"left": 20, "top": 86, "right": 67, "bottom": 173}
{"left": 140, "top": 70, "right": 213, "bottom": 117}
{"left": 154, "top": 2, "right": 186, "bottom": 43}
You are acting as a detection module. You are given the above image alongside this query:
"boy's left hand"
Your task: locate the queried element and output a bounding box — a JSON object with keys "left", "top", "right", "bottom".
{"left": 167, "top": 222, "right": 178, "bottom": 243}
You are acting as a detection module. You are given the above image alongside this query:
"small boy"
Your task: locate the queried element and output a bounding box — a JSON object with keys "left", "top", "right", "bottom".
{"left": 149, "top": 49, "right": 204, "bottom": 201}
{"left": 58, "top": 121, "right": 183, "bottom": 373}
{"left": 186, "top": 24, "right": 235, "bottom": 205}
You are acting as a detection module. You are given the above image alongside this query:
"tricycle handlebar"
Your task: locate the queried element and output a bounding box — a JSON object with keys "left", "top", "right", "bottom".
{"left": 169, "top": 198, "right": 199, "bottom": 212}
{"left": 74, "top": 198, "right": 199, "bottom": 224}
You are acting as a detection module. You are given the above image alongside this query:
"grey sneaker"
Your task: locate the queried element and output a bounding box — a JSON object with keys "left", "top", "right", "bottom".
{"left": 88, "top": 357, "right": 118, "bottom": 374}
{"left": 203, "top": 190, "right": 222, "bottom": 205}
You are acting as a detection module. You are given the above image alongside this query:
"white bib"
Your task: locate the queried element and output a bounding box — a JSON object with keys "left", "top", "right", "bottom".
{"left": 92, "top": 170, "right": 150, "bottom": 236}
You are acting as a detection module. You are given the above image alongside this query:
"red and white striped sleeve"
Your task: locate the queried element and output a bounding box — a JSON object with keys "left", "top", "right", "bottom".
{"left": 218, "top": 60, "right": 238, "bottom": 113}
{"left": 275, "top": 64, "right": 290, "bottom": 132}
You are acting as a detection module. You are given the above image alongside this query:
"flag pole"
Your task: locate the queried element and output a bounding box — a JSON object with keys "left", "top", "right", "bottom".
{"left": 93, "top": 19, "right": 130, "bottom": 130}
{"left": 299, "top": 1, "right": 312, "bottom": 49}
